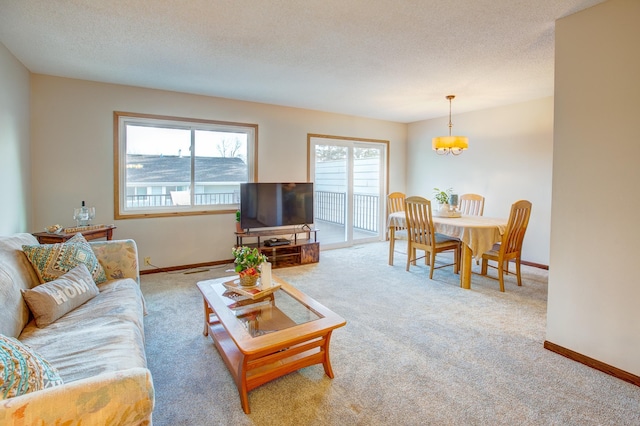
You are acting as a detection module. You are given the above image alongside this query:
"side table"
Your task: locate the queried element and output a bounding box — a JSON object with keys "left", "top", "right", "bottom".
{"left": 32, "top": 225, "right": 116, "bottom": 244}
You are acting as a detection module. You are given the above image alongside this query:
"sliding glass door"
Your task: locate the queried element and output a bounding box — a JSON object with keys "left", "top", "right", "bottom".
{"left": 309, "top": 135, "right": 387, "bottom": 249}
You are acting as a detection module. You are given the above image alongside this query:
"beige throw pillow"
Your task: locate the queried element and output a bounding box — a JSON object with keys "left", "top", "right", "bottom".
{"left": 22, "top": 264, "right": 99, "bottom": 328}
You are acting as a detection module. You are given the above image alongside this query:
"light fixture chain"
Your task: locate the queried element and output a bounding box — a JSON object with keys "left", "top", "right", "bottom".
{"left": 448, "top": 97, "right": 453, "bottom": 136}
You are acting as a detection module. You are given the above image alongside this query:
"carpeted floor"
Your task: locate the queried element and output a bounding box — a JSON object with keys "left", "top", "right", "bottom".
{"left": 140, "top": 242, "right": 640, "bottom": 425}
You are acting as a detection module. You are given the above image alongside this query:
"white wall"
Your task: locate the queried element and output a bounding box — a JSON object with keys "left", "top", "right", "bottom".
{"left": 29, "top": 75, "right": 406, "bottom": 269}
{"left": 547, "top": 0, "right": 640, "bottom": 376}
{"left": 0, "top": 43, "right": 31, "bottom": 235}
{"left": 407, "top": 97, "right": 553, "bottom": 265}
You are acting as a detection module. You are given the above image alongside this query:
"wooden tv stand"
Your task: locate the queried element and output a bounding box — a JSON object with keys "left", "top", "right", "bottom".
{"left": 235, "top": 227, "right": 319, "bottom": 268}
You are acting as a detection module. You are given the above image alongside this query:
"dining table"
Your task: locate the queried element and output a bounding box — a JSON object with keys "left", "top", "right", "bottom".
{"left": 388, "top": 211, "right": 508, "bottom": 289}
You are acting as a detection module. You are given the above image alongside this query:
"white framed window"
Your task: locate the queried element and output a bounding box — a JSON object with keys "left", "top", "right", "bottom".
{"left": 114, "top": 112, "right": 257, "bottom": 219}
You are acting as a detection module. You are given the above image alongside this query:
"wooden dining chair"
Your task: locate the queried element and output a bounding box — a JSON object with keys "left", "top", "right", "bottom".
{"left": 458, "top": 193, "right": 485, "bottom": 264}
{"left": 459, "top": 193, "right": 485, "bottom": 216}
{"left": 404, "top": 196, "right": 460, "bottom": 279}
{"left": 480, "top": 200, "right": 532, "bottom": 292}
{"left": 387, "top": 192, "right": 406, "bottom": 265}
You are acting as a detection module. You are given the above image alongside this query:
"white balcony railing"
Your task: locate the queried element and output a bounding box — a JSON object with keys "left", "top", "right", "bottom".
{"left": 127, "top": 190, "right": 380, "bottom": 233}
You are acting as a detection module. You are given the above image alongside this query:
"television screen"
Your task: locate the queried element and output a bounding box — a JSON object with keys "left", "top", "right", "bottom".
{"left": 240, "top": 183, "right": 314, "bottom": 230}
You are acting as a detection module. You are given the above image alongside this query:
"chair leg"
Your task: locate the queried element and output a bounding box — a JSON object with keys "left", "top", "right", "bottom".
{"left": 497, "top": 260, "right": 505, "bottom": 292}
{"left": 388, "top": 228, "right": 395, "bottom": 265}
{"left": 388, "top": 238, "right": 395, "bottom": 265}
{"left": 454, "top": 246, "right": 460, "bottom": 274}
{"left": 516, "top": 258, "right": 522, "bottom": 286}
{"left": 481, "top": 258, "right": 488, "bottom": 275}
{"left": 406, "top": 243, "right": 416, "bottom": 271}
{"left": 429, "top": 250, "right": 437, "bottom": 279}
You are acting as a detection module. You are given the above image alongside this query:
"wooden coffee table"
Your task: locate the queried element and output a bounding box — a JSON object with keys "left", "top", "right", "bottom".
{"left": 197, "top": 276, "right": 346, "bottom": 413}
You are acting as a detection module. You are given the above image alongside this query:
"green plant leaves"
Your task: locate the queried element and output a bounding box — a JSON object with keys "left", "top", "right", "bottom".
{"left": 232, "top": 246, "right": 267, "bottom": 273}
{"left": 433, "top": 187, "right": 453, "bottom": 204}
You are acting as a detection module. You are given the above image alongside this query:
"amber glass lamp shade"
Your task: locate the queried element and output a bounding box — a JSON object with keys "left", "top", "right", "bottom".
{"left": 432, "top": 135, "right": 469, "bottom": 156}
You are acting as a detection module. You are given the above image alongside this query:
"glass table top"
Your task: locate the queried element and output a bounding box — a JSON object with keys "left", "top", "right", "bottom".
{"left": 213, "top": 282, "right": 321, "bottom": 338}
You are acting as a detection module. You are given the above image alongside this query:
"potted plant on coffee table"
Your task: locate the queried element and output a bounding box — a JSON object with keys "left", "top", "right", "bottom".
{"left": 233, "top": 246, "right": 267, "bottom": 287}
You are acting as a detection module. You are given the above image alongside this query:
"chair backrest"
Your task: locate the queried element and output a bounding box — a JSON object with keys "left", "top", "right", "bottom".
{"left": 404, "top": 196, "right": 436, "bottom": 247}
{"left": 500, "top": 200, "right": 532, "bottom": 256}
{"left": 459, "top": 193, "right": 485, "bottom": 216}
{"left": 387, "top": 192, "right": 405, "bottom": 215}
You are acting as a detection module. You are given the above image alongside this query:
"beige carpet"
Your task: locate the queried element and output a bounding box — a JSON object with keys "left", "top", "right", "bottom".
{"left": 140, "top": 242, "right": 640, "bottom": 425}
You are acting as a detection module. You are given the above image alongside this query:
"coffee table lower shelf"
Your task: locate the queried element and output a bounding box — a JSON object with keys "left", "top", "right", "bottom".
{"left": 204, "top": 313, "right": 338, "bottom": 414}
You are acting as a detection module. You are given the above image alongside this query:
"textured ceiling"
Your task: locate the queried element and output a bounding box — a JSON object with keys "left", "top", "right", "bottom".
{"left": 0, "top": 0, "right": 605, "bottom": 123}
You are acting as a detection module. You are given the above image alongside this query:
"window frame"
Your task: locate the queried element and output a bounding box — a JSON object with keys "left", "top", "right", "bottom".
{"left": 114, "top": 111, "right": 258, "bottom": 219}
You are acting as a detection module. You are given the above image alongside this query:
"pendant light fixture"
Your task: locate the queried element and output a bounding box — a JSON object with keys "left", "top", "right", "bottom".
{"left": 432, "top": 95, "right": 468, "bottom": 155}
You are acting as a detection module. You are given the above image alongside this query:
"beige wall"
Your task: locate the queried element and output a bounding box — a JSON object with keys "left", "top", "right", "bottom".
{"left": 548, "top": 0, "right": 640, "bottom": 376}
{"left": 0, "top": 42, "right": 31, "bottom": 235}
{"left": 29, "top": 75, "right": 407, "bottom": 268}
{"left": 407, "top": 97, "right": 553, "bottom": 265}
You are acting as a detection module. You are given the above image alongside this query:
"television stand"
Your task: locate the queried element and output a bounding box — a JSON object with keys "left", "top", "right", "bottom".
{"left": 235, "top": 227, "right": 319, "bottom": 268}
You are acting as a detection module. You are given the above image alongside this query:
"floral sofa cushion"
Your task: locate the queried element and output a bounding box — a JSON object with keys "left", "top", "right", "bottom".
{"left": 0, "top": 367, "right": 153, "bottom": 425}
{"left": 89, "top": 239, "right": 139, "bottom": 282}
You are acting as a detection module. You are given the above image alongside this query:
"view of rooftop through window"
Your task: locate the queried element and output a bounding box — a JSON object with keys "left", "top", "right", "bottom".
{"left": 115, "top": 113, "right": 255, "bottom": 217}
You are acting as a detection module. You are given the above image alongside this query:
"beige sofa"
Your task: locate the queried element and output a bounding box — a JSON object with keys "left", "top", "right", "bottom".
{"left": 0, "top": 233, "right": 154, "bottom": 425}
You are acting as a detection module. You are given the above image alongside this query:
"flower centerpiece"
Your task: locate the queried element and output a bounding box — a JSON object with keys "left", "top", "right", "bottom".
{"left": 233, "top": 246, "right": 267, "bottom": 287}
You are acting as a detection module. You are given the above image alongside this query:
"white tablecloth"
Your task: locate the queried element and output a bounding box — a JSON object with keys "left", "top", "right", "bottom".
{"left": 388, "top": 212, "right": 507, "bottom": 259}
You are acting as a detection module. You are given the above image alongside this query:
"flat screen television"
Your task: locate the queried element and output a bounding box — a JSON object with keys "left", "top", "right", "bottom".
{"left": 240, "top": 182, "right": 314, "bottom": 230}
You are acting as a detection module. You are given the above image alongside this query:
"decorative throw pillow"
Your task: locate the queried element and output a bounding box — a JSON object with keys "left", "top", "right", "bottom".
{"left": 0, "top": 334, "right": 63, "bottom": 400}
{"left": 22, "top": 264, "right": 100, "bottom": 328}
{"left": 22, "top": 233, "right": 107, "bottom": 284}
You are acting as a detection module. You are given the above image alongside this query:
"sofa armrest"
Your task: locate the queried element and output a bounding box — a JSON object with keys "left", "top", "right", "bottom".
{"left": 90, "top": 239, "right": 140, "bottom": 283}
{"left": 0, "top": 367, "right": 154, "bottom": 425}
